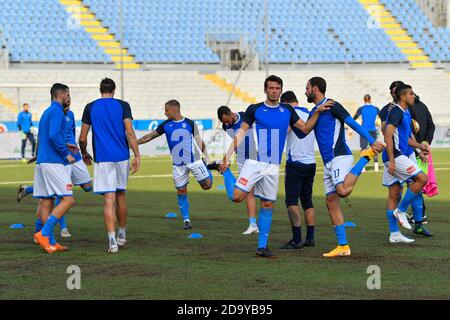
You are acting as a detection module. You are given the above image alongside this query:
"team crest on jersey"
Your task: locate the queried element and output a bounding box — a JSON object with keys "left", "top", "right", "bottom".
{"left": 182, "top": 123, "right": 187, "bottom": 128}
{"left": 66, "top": 116, "right": 70, "bottom": 122}
{"left": 406, "top": 166, "right": 416, "bottom": 174}
{"left": 238, "top": 177, "right": 248, "bottom": 186}
{"left": 280, "top": 107, "right": 284, "bottom": 112}
{"left": 66, "top": 184, "right": 73, "bottom": 191}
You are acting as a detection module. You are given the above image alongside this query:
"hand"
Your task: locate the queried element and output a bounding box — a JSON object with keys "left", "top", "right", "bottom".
{"left": 419, "top": 152, "right": 428, "bottom": 164}
{"left": 66, "top": 154, "right": 76, "bottom": 164}
{"left": 130, "top": 156, "right": 140, "bottom": 175}
{"left": 66, "top": 143, "right": 80, "bottom": 154}
{"left": 317, "top": 99, "right": 334, "bottom": 113}
{"left": 219, "top": 162, "right": 230, "bottom": 174}
{"left": 388, "top": 162, "right": 395, "bottom": 175}
{"left": 27, "top": 157, "right": 37, "bottom": 164}
{"left": 371, "top": 141, "right": 385, "bottom": 153}
{"left": 82, "top": 153, "right": 93, "bottom": 166}
{"left": 418, "top": 143, "right": 429, "bottom": 153}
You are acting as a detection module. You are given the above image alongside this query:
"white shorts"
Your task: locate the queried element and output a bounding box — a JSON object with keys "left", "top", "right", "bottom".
{"left": 237, "top": 162, "right": 245, "bottom": 175}
{"left": 71, "top": 159, "right": 91, "bottom": 186}
{"left": 323, "top": 155, "right": 354, "bottom": 195}
{"left": 173, "top": 160, "right": 210, "bottom": 189}
{"left": 33, "top": 163, "right": 73, "bottom": 198}
{"left": 94, "top": 160, "right": 130, "bottom": 194}
{"left": 236, "top": 159, "right": 279, "bottom": 202}
{"left": 383, "top": 154, "right": 421, "bottom": 187}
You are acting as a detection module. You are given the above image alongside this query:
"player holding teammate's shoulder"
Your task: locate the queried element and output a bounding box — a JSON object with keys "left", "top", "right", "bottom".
{"left": 79, "top": 78, "right": 140, "bottom": 253}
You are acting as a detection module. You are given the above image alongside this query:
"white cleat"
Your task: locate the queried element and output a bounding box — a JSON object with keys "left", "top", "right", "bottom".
{"left": 242, "top": 224, "right": 259, "bottom": 235}
{"left": 108, "top": 244, "right": 119, "bottom": 253}
{"left": 393, "top": 209, "right": 412, "bottom": 230}
{"left": 117, "top": 237, "right": 127, "bottom": 247}
{"left": 389, "top": 232, "right": 415, "bottom": 244}
{"left": 60, "top": 228, "right": 72, "bottom": 238}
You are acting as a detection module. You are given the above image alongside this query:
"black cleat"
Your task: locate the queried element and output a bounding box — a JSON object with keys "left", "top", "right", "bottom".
{"left": 17, "top": 185, "right": 27, "bottom": 202}
{"left": 280, "top": 240, "right": 303, "bottom": 250}
{"left": 182, "top": 221, "right": 193, "bottom": 230}
{"left": 413, "top": 225, "right": 432, "bottom": 237}
{"left": 304, "top": 239, "right": 315, "bottom": 247}
{"left": 206, "top": 161, "right": 221, "bottom": 171}
{"left": 256, "top": 247, "right": 276, "bottom": 259}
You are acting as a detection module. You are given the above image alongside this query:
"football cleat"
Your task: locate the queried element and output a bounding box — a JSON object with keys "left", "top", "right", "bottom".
{"left": 393, "top": 209, "right": 412, "bottom": 230}
{"left": 256, "top": 247, "right": 276, "bottom": 259}
{"left": 389, "top": 232, "right": 415, "bottom": 243}
{"left": 360, "top": 147, "right": 376, "bottom": 160}
{"left": 17, "top": 185, "right": 28, "bottom": 202}
{"left": 206, "top": 161, "right": 221, "bottom": 172}
{"left": 60, "top": 228, "right": 72, "bottom": 238}
{"left": 322, "top": 245, "right": 351, "bottom": 258}
{"left": 108, "top": 244, "right": 119, "bottom": 253}
{"left": 280, "top": 240, "right": 303, "bottom": 250}
{"left": 182, "top": 220, "right": 193, "bottom": 230}
{"left": 242, "top": 224, "right": 259, "bottom": 235}
{"left": 34, "top": 231, "right": 56, "bottom": 254}
{"left": 53, "top": 243, "right": 68, "bottom": 251}
{"left": 413, "top": 225, "right": 432, "bottom": 237}
{"left": 304, "top": 239, "right": 315, "bottom": 247}
{"left": 117, "top": 235, "right": 127, "bottom": 247}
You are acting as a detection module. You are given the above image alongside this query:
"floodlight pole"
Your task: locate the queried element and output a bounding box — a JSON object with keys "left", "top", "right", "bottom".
{"left": 119, "top": 0, "right": 125, "bottom": 100}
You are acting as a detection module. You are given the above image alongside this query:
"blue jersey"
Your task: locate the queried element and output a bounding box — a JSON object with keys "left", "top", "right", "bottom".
{"left": 311, "top": 98, "right": 352, "bottom": 164}
{"left": 156, "top": 118, "right": 201, "bottom": 166}
{"left": 36, "top": 101, "right": 70, "bottom": 165}
{"left": 17, "top": 111, "right": 33, "bottom": 133}
{"left": 354, "top": 104, "right": 380, "bottom": 131}
{"left": 222, "top": 111, "right": 257, "bottom": 165}
{"left": 243, "top": 102, "right": 300, "bottom": 165}
{"left": 82, "top": 98, "right": 133, "bottom": 163}
{"left": 379, "top": 103, "right": 394, "bottom": 123}
{"left": 65, "top": 110, "right": 82, "bottom": 162}
{"left": 382, "top": 105, "right": 414, "bottom": 162}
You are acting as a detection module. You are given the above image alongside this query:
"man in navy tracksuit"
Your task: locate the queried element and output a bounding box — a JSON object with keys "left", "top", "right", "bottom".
{"left": 17, "top": 103, "right": 36, "bottom": 160}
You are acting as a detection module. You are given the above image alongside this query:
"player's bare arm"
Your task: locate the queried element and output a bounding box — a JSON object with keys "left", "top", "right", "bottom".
{"left": 384, "top": 124, "right": 396, "bottom": 175}
{"left": 79, "top": 123, "right": 93, "bottom": 166}
{"left": 137, "top": 130, "right": 161, "bottom": 145}
{"left": 124, "top": 118, "right": 141, "bottom": 175}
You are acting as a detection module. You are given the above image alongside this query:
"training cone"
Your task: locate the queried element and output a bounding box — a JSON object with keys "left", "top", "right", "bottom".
{"left": 188, "top": 233, "right": 204, "bottom": 239}
{"left": 10, "top": 223, "right": 25, "bottom": 229}
{"left": 344, "top": 221, "right": 357, "bottom": 228}
{"left": 165, "top": 212, "right": 177, "bottom": 219}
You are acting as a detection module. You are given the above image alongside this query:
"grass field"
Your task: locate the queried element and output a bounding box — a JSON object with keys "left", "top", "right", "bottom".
{"left": 0, "top": 150, "right": 449, "bottom": 300}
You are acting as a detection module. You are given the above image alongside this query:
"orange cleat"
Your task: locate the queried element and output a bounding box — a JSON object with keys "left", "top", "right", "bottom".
{"left": 53, "top": 243, "right": 68, "bottom": 252}
{"left": 34, "top": 231, "right": 56, "bottom": 254}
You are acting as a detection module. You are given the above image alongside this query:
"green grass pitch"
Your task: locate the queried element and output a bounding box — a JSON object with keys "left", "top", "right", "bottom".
{"left": 0, "top": 150, "right": 449, "bottom": 300}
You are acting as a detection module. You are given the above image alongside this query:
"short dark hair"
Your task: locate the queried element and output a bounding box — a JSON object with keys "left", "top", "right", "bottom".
{"left": 364, "top": 94, "right": 371, "bottom": 102}
{"left": 50, "top": 83, "right": 69, "bottom": 100}
{"left": 389, "top": 81, "right": 404, "bottom": 93}
{"left": 165, "top": 99, "right": 181, "bottom": 109}
{"left": 217, "top": 106, "right": 232, "bottom": 120}
{"left": 395, "top": 84, "right": 412, "bottom": 101}
{"left": 100, "top": 78, "right": 116, "bottom": 94}
{"left": 264, "top": 75, "right": 283, "bottom": 90}
{"left": 280, "top": 91, "right": 298, "bottom": 104}
{"left": 309, "top": 77, "right": 327, "bottom": 94}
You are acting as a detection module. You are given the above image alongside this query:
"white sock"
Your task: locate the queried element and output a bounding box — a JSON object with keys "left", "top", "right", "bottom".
{"left": 184, "top": 219, "right": 190, "bottom": 223}
{"left": 108, "top": 232, "right": 117, "bottom": 246}
{"left": 118, "top": 227, "right": 126, "bottom": 239}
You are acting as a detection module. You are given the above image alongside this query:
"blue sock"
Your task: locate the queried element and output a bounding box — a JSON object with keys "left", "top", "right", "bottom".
{"left": 257, "top": 208, "right": 273, "bottom": 249}
{"left": 306, "top": 226, "right": 315, "bottom": 241}
{"left": 59, "top": 215, "right": 67, "bottom": 229}
{"left": 54, "top": 196, "right": 61, "bottom": 207}
{"left": 412, "top": 194, "right": 423, "bottom": 226}
{"left": 177, "top": 194, "right": 190, "bottom": 221}
{"left": 399, "top": 189, "right": 418, "bottom": 213}
{"left": 222, "top": 168, "right": 237, "bottom": 201}
{"left": 35, "top": 218, "right": 44, "bottom": 233}
{"left": 292, "top": 226, "right": 301, "bottom": 244}
{"left": 249, "top": 217, "right": 257, "bottom": 226}
{"left": 350, "top": 157, "right": 369, "bottom": 177}
{"left": 335, "top": 224, "right": 348, "bottom": 246}
{"left": 41, "top": 214, "right": 59, "bottom": 245}
{"left": 386, "top": 210, "right": 399, "bottom": 233}
{"left": 25, "top": 186, "right": 34, "bottom": 195}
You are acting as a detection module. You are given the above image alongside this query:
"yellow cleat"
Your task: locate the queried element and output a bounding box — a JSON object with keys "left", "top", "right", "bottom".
{"left": 323, "top": 245, "right": 351, "bottom": 258}
{"left": 360, "top": 147, "right": 376, "bottom": 160}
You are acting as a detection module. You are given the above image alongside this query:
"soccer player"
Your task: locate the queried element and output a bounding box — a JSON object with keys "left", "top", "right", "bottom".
{"left": 33, "top": 83, "right": 76, "bottom": 254}
{"left": 212, "top": 75, "right": 332, "bottom": 259}
{"left": 17, "top": 103, "right": 36, "bottom": 161}
{"left": 353, "top": 95, "right": 381, "bottom": 171}
{"left": 382, "top": 84, "right": 431, "bottom": 242}
{"left": 18, "top": 97, "right": 92, "bottom": 238}
{"left": 79, "top": 78, "right": 141, "bottom": 253}
{"left": 380, "top": 81, "right": 405, "bottom": 128}
{"left": 303, "top": 77, "right": 385, "bottom": 257}
{"left": 138, "top": 100, "right": 213, "bottom": 230}
{"left": 216, "top": 106, "right": 258, "bottom": 235}
{"left": 279, "top": 91, "right": 317, "bottom": 250}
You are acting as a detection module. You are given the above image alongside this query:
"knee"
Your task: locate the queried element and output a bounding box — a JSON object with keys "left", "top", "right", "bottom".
{"left": 177, "top": 188, "right": 187, "bottom": 196}
{"left": 417, "top": 173, "right": 428, "bottom": 186}
{"left": 232, "top": 190, "right": 246, "bottom": 203}
{"left": 62, "top": 196, "right": 75, "bottom": 207}
{"left": 201, "top": 180, "right": 212, "bottom": 190}
{"left": 336, "top": 185, "right": 351, "bottom": 198}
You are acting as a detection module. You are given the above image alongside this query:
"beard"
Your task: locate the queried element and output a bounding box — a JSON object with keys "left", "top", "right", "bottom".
{"left": 307, "top": 92, "right": 315, "bottom": 103}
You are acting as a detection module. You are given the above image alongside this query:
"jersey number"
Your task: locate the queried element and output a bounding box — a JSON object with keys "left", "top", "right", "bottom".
{"left": 334, "top": 169, "right": 340, "bottom": 179}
